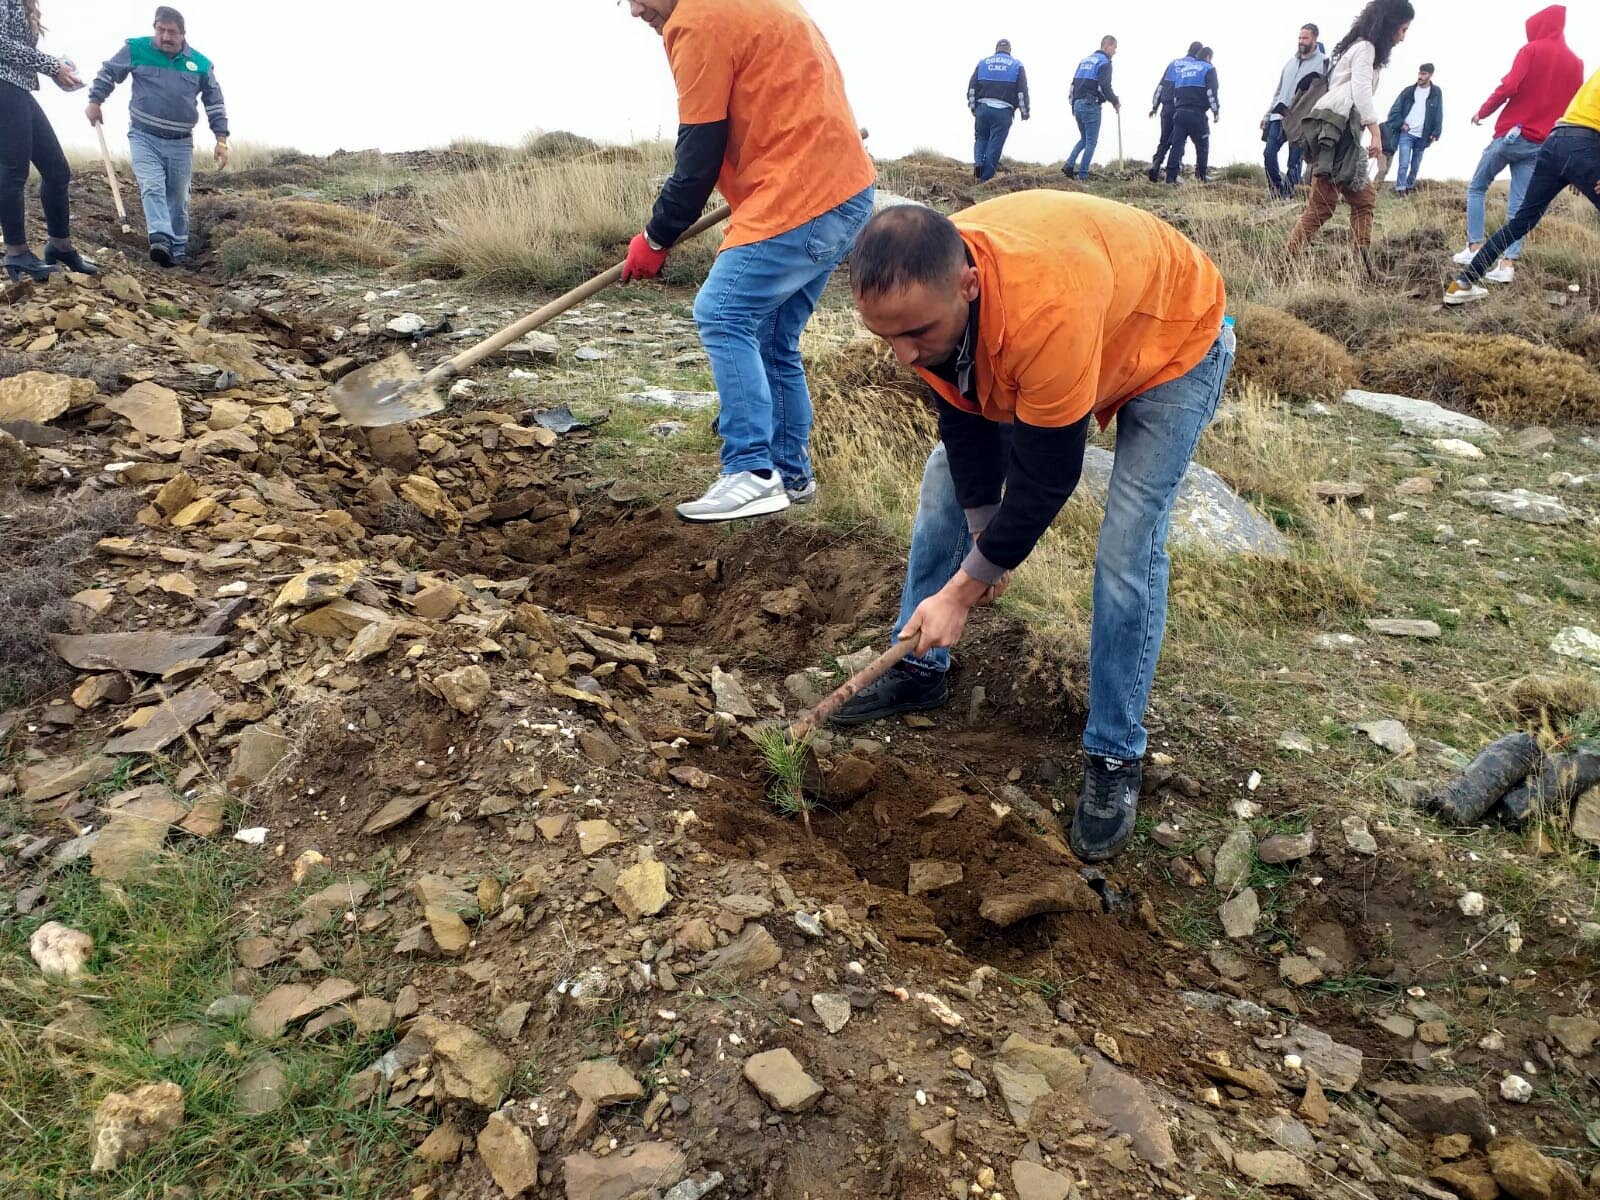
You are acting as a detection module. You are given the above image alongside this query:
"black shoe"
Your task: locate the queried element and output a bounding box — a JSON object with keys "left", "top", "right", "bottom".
{"left": 828, "top": 662, "right": 948, "bottom": 727}
{"left": 1069, "top": 754, "right": 1142, "bottom": 863}
{"left": 4, "top": 250, "right": 58, "bottom": 283}
{"left": 1146, "top": 168, "right": 1159, "bottom": 183}
{"left": 149, "top": 240, "right": 175, "bottom": 268}
{"left": 43, "top": 244, "right": 98, "bottom": 276}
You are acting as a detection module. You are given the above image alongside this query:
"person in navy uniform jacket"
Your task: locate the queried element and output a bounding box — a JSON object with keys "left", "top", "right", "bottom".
{"left": 1161, "top": 46, "right": 1220, "bottom": 184}
{"left": 968, "top": 38, "right": 1030, "bottom": 182}
{"left": 1148, "top": 43, "right": 1204, "bottom": 181}
{"left": 1064, "top": 35, "right": 1120, "bottom": 180}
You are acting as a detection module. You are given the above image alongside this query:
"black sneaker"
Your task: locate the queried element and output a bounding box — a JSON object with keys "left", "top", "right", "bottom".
{"left": 4, "top": 250, "right": 57, "bottom": 283}
{"left": 43, "top": 244, "right": 98, "bottom": 276}
{"left": 1069, "top": 754, "right": 1142, "bottom": 863}
{"left": 828, "top": 662, "right": 948, "bottom": 727}
{"left": 149, "top": 240, "right": 175, "bottom": 268}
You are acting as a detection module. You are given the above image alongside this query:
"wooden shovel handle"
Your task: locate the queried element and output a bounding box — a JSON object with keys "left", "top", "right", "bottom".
{"left": 789, "top": 641, "right": 916, "bottom": 741}
{"left": 94, "top": 123, "right": 129, "bottom": 226}
{"left": 423, "top": 203, "right": 733, "bottom": 390}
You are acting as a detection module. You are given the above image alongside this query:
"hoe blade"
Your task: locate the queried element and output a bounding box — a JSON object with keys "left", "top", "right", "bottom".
{"left": 327, "top": 352, "right": 444, "bottom": 427}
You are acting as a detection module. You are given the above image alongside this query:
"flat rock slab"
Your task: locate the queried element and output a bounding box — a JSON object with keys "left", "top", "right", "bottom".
{"left": 568, "top": 1059, "right": 644, "bottom": 1107}
{"left": 20, "top": 755, "right": 117, "bottom": 802}
{"left": 1342, "top": 389, "right": 1498, "bottom": 442}
{"left": 1365, "top": 619, "right": 1441, "bottom": 639}
{"left": 248, "top": 984, "right": 314, "bottom": 1039}
{"left": 1551, "top": 626, "right": 1600, "bottom": 667}
{"left": 1461, "top": 489, "right": 1571, "bottom": 526}
{"left": 0, "top": 371, "right": 96, "bottom": 423}
{"left": 1234, "top": 1149, "right": 1313, "bottom": 1190}
{"left": 413, "top": 1016, "right": 513, "bottom": 1108}
{"left": 1085, "top": 1056, "right": 1174, "bottom": 1170}
{"left": 1267, "top": 1024, "right": 1363, "bottom": 1092}
{"left": 103, "top": 686, "right": 220, "bottom": 755}
{"left": 362, "top": 792, "right": 432, "bottom": 836}
{"left": 744, "top": 1048, "right": 824, "bottom": 1112}
{"left": 51, "top": 632, "right": 226, "bottom": 675}
{"left": 562, "top": 1144, "right": 686, "bottom": 1200}
{"left": 1077, "top": 445, "right": 1288, "bottom": 558}
{"left": 698, "top": 924, "right": 782, "bottom": 983}
{"left": 979, "top": 873, "right": 1101, "bottom": 927}
{"left": 907, "top": 859, "right": 964, "bottom": 896}
{"left": 91, "top": 793, "right": 188, "bottom": 881}
{"left": 1371, "top": 1082, "right": 1491, "bottom": 1142}
{"left": 620, "top": 388, "right": 719, "bottom": 412}
{"left": 235, "top": 1055, "right": 289, "bottom": 1115}
{"left": 1011, "top": 1161, "right": 1076, "bottom": 1200}
{"left": 107, "top": 382, "right": 183, "bottom": 439}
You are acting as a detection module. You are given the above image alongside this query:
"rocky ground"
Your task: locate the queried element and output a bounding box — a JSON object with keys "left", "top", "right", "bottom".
{"left": 1, "top": 162, "right": 1599, "bottom": 1200}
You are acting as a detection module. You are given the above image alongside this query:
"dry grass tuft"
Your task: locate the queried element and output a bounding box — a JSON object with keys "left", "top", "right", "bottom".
{"left": 416, "top": 149, "right": 718, "bottom": 291}
{"left": 0, "top": 487, "right": 137, "bottom": 706}
{"left": 1362, "top": 331, "right": 1600, "bottom": 424}
{"left": 1231, "top": 302, "right": 1358, "bottom": 402}
{"left": 1502, "top": 675, "right": 1600, "bottom": 727}
{"left": 216, "top": 198, "right": 405, "bottom": 276}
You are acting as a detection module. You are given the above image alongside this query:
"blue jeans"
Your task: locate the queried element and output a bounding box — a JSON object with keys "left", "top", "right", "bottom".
{"left": 974, "top": 105, "right": 1015, "bottom": 182}
{"left": 128, "top": 128, "right": 194, "bottom": 256}
{"left": 1467, "top": 131, "right": 1539, "bottom": 260}
{"left": 1066, "top": 99, "right": 1103, "bottom": 179}
{"left": 1394, "top": 133, "right": 1427, "bottom": 192}
{"left": 1263, "top": 119, "right": 1304, "bottom": 197}
{"left": 891, "top": 327, "right": 1236, "bottom": 760}
{"left": 1464, "top": 126, "right": 1600, "bottom": 284}
{"left": 695, "top": 184, "right": 874, "bottom": 489}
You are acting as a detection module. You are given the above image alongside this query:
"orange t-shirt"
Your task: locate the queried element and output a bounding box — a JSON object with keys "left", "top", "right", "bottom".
{"left": 914, "top": 191, "right": 1227, "bottom": 429}
{"left": 664, "top": 0, "right": 876, "bottom": 251}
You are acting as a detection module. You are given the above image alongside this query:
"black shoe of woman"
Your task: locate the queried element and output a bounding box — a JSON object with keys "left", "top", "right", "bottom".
{"left": 3, "top": 251, "right": 58, "bottom": 283}
{"left": 43, "top": 245, "right": 98, "bottom": 276}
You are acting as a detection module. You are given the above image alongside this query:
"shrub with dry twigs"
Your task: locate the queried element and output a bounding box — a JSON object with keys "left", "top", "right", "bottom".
{"left": 1362, "top": 332, "right": 1600, "bottom": 424}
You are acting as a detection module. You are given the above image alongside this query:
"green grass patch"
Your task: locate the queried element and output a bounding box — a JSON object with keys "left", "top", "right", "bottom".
{"left": 0, "top": 845, "right": 421, "bottom": 1198}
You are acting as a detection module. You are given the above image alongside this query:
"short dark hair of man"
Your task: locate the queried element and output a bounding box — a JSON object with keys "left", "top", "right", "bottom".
{"left": 1420, "top": 62, "right": 1435, "bottom": 73}
{"left": 996, "top": 38, "right": 1011, "bottom": 52}
{"left": 1187, "top": 41, "right": 1204, "bottom": 57}
{"left": 1200, "top": 47, "right": 1213, "bottom": 61}
{"left": 154, "top": 5, "right": 185, "bottom": 31}
{"left": 850, "top": 206, "right": 966, "bottom": 298}
{"left": 1101, "top": 36, "right": 1118, "bottom": 49}
{"left": 1302, "top": 22, "right": 1319, "bottom": 37}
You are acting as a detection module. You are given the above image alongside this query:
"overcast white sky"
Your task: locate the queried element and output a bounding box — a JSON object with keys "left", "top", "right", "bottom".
{"left": 30, "top": 1, "right": 1599, "bottom": 183}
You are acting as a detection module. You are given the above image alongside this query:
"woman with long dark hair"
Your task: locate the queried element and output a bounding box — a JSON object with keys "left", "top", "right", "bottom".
{"left": 1286, "top": 0, "right": 1414, "bottom": 276}
{"left": 0, "top": 0, "right": 97, "bottom": 281}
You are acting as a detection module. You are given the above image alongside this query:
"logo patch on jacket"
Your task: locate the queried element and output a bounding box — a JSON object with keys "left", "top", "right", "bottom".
{"left": 185, "top": 61, "right": 198, "bottom": 71}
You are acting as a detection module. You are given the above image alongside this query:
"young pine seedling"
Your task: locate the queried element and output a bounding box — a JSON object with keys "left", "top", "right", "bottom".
{"left": 753, "top": 725, "right": 818, "bottom": 839}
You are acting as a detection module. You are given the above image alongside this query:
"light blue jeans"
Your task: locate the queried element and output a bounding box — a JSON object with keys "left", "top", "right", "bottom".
{"left": 1066, "top": 99, "right": 1103, "bottom": 179}
{"left": 695, "top": 185, "right": 875, "bottom": 489}
{"left": 1467, "top": 131, "right": 1539, "bottom": 260}
{"left": 128, "top": 128, "right": 194, "bottom": 257}
{"left": 1394, "top": 133, "right": 1427, "bottom": 192}
{"left": 891, "top": 326, "right": 1236, "bottom": 761}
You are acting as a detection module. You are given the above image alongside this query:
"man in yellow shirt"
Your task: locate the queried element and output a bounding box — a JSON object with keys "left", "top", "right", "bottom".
{"left": 1446, "top": 66, "right": 1600, "bottom": 304}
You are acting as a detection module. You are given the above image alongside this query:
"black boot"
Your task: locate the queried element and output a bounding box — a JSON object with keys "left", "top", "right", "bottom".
{"left": 1426, "top": 732, "right": 1541, "bottom": 827}
{"left": 43, "top": 244, "right": 98, "bottom": 276}
{"left": 149, "top": 236, "right": 175, "bottom": 268}
{"left": 4, "top": 250, "right": 57, "bottom": 283}
{"left": 1069, "top": 754, "right": 1142, "bottom": 863}
{"left": 828, "top": 662, "right": 948, "bottom": 727}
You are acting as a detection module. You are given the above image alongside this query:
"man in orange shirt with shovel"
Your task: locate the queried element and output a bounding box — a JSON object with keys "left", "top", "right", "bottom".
{"left": 623, "top": 0, "right": 876, "bottom": 521}
{"left": 837, "top": 192, "right": 1234, "bottom": 865}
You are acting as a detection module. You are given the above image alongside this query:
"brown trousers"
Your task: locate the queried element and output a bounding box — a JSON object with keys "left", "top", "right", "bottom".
{"left": 1286, "top": 177, "right": 1377, "bottom": 252}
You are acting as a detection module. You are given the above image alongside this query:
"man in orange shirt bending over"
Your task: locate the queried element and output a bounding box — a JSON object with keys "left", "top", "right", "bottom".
{"left": 624, "top": 0, "right": 876, "bottom": 521}
{"left": 838, "top": 192, "right": 1234, "bottom": 865}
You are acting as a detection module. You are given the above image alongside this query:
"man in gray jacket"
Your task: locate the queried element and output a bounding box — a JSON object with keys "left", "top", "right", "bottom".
{"left": 1262, "top": 24, "right": 1326, "bottom": 198}
{"left": 86, "top": 6, "right": 228, "bottom": 267}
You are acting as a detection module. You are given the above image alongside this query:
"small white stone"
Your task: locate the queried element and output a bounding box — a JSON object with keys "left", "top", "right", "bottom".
{"left": 1500, "top": 1074, "right": 1533, "bottom": 1103}
{"left": 1458, "top": 891, "right": 1486, "bottom": 918}
{"left": 1246, "top": 771, "right": 1262, "bottom": 792}
{"left": 1479, "top": 1031, "right": 1506, "bottom": 1053}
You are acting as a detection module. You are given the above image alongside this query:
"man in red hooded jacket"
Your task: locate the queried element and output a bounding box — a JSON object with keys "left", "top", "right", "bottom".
{"left": 1453, "top": 5, "right": 1583, "bottom": 285}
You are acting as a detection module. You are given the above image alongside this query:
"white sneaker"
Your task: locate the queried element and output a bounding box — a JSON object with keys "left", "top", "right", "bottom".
{"left": 1484, "top": 262, "right": 1516, "bottom": 285}
{"left": 1443, "top": 279, "right": 1489, "bottom": 306}
{"left": 676, "top": 471, "right": 790, "bottom": 522}
{"left": 786, "top": 479, "right": 819, "bottom": 505}
{"left": 1452, "top": 246, "right": 1480, "bottom": 266}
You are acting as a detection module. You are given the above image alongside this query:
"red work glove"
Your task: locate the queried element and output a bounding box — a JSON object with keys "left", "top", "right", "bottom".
{"left": 622, "top": 233, "right": 669, "bottom": 282}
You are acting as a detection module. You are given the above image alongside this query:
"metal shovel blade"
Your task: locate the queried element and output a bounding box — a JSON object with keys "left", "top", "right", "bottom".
{"left": 326, "top": 352, "right": 445, "bottom": 427}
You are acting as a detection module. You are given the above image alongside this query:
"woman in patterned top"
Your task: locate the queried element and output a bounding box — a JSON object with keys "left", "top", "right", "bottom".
{"left": 1, "top": 0, "right": 97, "bottom": 280}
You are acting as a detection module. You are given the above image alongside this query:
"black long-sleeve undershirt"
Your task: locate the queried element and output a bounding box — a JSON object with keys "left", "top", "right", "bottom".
{"left": 646, "top": 119, "right": 730, "bottom": 248}
{"left": 936, "top": 398, "right": 1092, "bottom": 581}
